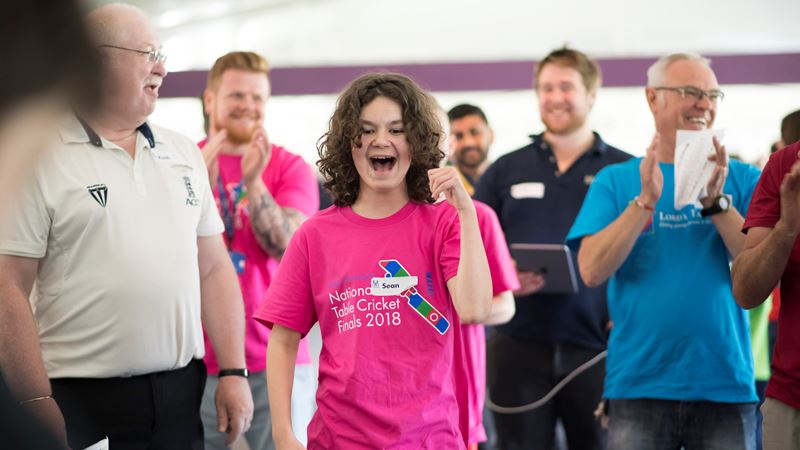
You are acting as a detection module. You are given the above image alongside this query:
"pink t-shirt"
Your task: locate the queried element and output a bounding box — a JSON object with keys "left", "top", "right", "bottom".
{"left": 199, "top": 139, "right": 319, "bottom": 373}
{"left": 460, "top": 201, "right": 520, "bottom": 444}
{"left": 254, "top": 201, "right": 469, "bottom": 449}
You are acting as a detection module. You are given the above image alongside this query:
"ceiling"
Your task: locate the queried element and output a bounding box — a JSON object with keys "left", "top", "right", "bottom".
{"left": 86, "top": 0, "right": 800, "bottom": 71}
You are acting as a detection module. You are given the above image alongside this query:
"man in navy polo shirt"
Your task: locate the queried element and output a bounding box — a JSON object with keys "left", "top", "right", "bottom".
{"left": 474, "top": 47, "right": 630, "bottom": 450}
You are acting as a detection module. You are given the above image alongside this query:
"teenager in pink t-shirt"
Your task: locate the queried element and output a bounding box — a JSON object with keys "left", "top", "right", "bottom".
{"left": 435, "top": 107, "right": 520, "bottom": 449}
{"left": 460, "top": 202, "right": 519, "bottom": 447}
{"left": 254, "top": 73, "right": 493, "bottom": 449}
{"left": 199, "top": 51, "right": 318, "bottom": 449}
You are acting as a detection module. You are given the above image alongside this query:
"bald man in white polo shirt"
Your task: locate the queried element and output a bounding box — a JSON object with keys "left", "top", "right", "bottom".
{"left": 0, "top": 4, "right": 253, "bottom": 449}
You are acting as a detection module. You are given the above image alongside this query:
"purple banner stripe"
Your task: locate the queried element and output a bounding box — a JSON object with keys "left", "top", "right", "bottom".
{"left": 160, "top": 53, "right": 800, "bottom": 98}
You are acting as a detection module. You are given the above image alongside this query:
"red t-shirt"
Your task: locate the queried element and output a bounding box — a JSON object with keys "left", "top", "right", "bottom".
{"left": 743, "top": 141, "right": 800, "bottom": 409}
{"left": 770, "top": 287, "right": 781, "bottom": 322}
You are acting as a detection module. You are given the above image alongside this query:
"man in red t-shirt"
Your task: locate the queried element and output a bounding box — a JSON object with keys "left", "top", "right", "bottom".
{"left": 733, "top": 139, "right": 800, "bottom": 450}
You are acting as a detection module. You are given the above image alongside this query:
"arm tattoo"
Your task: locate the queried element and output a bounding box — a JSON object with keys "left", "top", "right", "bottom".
{"left": 248, "top": 190, "right": 307, "bottom": 259}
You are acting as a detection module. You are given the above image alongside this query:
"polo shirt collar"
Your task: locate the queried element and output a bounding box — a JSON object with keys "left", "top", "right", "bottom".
{"left": 528, "top": 131, "right": 608, "bottom": 156}
{"left": 59, "top": 114, "right": 162, "bottom": 149}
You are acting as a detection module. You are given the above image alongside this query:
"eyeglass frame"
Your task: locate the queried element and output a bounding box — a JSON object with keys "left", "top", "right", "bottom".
{"left": 653, "top": 86, "right": 725, "bottom": 103}
{"left": 97, "top": 44, "right": 167, "bottom": 64}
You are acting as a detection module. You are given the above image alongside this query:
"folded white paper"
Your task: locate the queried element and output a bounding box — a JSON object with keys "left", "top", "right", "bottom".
{"left": 84, "top": 437, "right": 109, "bottom": 450}
{"left": 673, "top": 129, "right": 726, "bottom": 210}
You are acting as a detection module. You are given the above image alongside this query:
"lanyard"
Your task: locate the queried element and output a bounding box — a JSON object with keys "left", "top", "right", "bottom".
{"left": 217, "top": 177, "right": 246, "bottom": 248}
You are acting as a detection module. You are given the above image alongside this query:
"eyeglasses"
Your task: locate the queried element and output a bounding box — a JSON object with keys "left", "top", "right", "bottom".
{"left": 98, "top": 44, "right": 167, "bottom": 64}
{"left": 654, "top": 86, "right": 724, "bottom": 103}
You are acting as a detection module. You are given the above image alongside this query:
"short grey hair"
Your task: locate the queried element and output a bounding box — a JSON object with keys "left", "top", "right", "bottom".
{"left": 646, "top": 52, "right": 711, "bottom": 87}
{"left": 85, "top": 3, "right": 150, "bottom": 46}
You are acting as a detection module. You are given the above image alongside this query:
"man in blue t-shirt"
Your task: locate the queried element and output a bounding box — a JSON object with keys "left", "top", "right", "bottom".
{"left": 474, "top": 47, "right": 630, "bottom": 450}
{"left": 567, "top": 52, "right": 760, "bottom": 450}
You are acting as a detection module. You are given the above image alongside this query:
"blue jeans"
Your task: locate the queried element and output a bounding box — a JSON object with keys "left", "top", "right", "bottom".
{"left": 607, "top": 398, "right": 756, "bottom": 450}
{"left": 755, "top": 380, "right": 768, "bottom": 450}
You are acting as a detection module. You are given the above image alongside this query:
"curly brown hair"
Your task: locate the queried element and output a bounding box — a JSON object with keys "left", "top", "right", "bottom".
{"left": 317, "top": 72, "right": 444, "bottom": 206}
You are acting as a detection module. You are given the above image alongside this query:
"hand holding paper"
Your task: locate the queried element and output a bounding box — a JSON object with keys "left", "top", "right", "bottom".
{"left": 673, "top": 129, "right": 726, "bottom": 209}
{"left": 701, "top": 136, "right": 730, "bottom": 207}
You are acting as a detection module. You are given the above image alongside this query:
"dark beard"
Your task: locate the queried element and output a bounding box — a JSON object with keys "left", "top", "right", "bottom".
{"left": 457, "top": 146, "right": 488, "bottom": 169}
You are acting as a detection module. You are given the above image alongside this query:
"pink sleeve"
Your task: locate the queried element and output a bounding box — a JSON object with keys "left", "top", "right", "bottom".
{"left": 475, "top": 201, "right": 521, "bottom": 295}
{"left": 439, "top": 206, "right": 461, "bottom": 282}
{"left": 269, "top": 148, "right": 320, "bottom": 218}
{"left": 253, "top": 226, "right": 317, "bottom": 335}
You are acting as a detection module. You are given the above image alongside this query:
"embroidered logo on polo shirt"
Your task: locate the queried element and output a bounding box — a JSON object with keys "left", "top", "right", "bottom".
{"left": 183, "top": 176, "right": 199, "bottom": 206}
{"left": 87, "top": 184, "right": 108, "bottom": 207}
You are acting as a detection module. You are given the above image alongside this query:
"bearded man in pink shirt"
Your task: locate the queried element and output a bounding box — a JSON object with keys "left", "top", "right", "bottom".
{"left": 199, "top": 51, "right": 319, "bottom": 450}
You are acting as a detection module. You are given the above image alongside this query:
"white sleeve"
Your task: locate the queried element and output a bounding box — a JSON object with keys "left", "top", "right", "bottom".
{"left": 191, "top": 140, "right": 224, "bottom": 237}
{"left": 0, "top": 166, "right": 51, "bottom": 257}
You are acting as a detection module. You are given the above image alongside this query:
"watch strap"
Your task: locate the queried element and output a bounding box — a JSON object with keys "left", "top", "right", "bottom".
{"left": 700, "top": 195, "right": 729, "bottom": 217}
{"left": 218, "top": 368, "right": 249, "bottom": 378}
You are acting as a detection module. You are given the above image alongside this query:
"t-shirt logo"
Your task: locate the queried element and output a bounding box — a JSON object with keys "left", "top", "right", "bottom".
{"left": 183, "top": 176, "right": 199, "bottom": 206}
{"left": 87, "top": 184, "right": 108, "bottom": 207}
{"left": 379, "top": 259, "right": 450, "bottom": 335}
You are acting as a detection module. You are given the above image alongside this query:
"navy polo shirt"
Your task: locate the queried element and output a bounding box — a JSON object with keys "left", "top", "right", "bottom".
{"left": 474, "top": 132, "right": 631, "bottom": 349}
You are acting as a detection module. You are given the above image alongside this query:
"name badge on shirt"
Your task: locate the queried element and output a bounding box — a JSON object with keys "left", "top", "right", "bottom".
{"left": 510, "top": 182, "right": 545, "bottom": 199}
{"left": 151, "top": 152, "right": 173, "bottom": 161}
{"left": 370, "top": 276, "right": 418, "bottom": 295}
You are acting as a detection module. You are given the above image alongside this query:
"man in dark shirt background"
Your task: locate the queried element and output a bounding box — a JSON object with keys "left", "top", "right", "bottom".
{"left": 474, "top": 47, "right": 630, "bottom": 450}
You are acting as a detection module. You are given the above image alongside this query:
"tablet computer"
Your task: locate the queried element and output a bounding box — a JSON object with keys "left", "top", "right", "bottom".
{"left": 509, "top": 243, "right": 579, "bottom": 295}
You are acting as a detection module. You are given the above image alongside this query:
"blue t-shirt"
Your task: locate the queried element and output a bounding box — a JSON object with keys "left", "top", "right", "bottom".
{"left": 566, "top": 157, "right": 760, "bottom": 402}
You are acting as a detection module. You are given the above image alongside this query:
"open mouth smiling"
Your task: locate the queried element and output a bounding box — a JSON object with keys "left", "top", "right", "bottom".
{"left": 370, "top": 155, "right": 397, "bottom": 172}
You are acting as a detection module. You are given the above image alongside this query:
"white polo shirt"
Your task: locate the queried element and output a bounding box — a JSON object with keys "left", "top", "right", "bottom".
{"left": 0, "top": 116, "right": 224, "bottom": 378}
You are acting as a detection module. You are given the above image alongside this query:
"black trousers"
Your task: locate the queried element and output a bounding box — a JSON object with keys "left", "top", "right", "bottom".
{"left": 51, "top": 359, "right": 207, "bottom": 450}
{"left": 487, "top": 333, "right": 606, "bottom": 450}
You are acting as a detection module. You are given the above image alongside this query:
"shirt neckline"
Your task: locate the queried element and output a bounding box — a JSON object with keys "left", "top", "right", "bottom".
{"left": 339, "top": 201, "right": 419, "bottom": 227}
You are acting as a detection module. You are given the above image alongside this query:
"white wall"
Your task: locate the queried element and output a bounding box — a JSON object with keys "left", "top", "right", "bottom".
{"left": 138, "top": 0, "right": 800, "bottom": 167}
{"left": 151, "top": 83, "right": 800, "bottom": 167}
{"left": 145, "top": 0, "right": 800, "bottom": 71}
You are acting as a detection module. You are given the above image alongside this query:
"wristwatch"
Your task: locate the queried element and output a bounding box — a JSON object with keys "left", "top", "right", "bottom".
{"left": 218, "top": 368, "right": 249, "bottom": 378}
{"left": 700, "top": 195, "right": 731, "bottom": 217}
